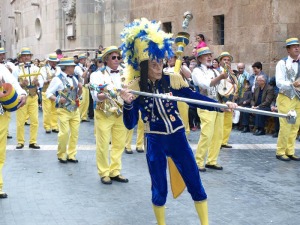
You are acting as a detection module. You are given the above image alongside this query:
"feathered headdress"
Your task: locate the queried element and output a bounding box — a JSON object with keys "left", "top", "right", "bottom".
{"left": 120, "top": 18, "right": 174, "bottom": 84}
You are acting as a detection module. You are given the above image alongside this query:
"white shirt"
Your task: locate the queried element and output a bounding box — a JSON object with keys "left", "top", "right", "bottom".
{"left": 40, "top": 64, "right": 60, "bottom": 81}
{"left": 74, "top": 63, "right": 87, "bottom": 84}
{"left": 12, "top": 63, "right": 44, "bottom": 88}
{"left": 0, "top": 64, "right": 27, "bottom": 96}
{"left": 46, "top": 72, "right": 79, "bottom": 99}
{"left": 276, "top": 55, "right": 299, "bottom": 91}
{"left": 192, "top": 64, "right": 220, "bottom": 100}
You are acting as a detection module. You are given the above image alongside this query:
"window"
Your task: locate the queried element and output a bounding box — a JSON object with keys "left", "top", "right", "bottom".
{"left": 213, "top": 15, "right": 224, "bottom": 45}
{"left": 162, "top": 22, "right": 172, "bottom": 33}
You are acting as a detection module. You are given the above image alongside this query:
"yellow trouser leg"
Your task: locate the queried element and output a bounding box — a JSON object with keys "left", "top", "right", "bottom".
{"left": 222, "top": 111, "right": 233, "bottom": 145}
{"left": 50, "top": 101, "right": 58, "bottom": 130}
{"left": 79, "top": 87, "right": 89, "bottom": 120}
{"left": 195, "top": 200, "right": 209, "bottom": 225}
{"left": 196, "top": 109, "right": 218, "bottom": 167}
{"left": 42, "top": 92, "right": 52, "bottom": 130}
{"left": 57, "top": 109, "right": 80, "bottom": 160}
{"left": 153, "top": 205, "right": 166, "bottom": 225}
{"left": 125, "top": 129, "right": 134, "bottom": 149}
{"left": 276, "top": 94, "right": 300, "bottom": 155}
{"left": 0, "top": 112, "right": 11, "bottom": 190}
{"left": 17, "top": 95, "right": 39, "bottom": 144}
{"left": 178, "top": 101, "right": 190, "bottom": 136}
{"left": 136, "top": 116, "right": 145, "bottom": 149}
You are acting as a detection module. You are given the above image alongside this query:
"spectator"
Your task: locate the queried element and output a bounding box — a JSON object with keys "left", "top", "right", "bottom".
{"left": 212, "top": 58, "right": 221, "bottom": 72}
{"left": 269, "top": 76, "right": 279, "bottom": 138}
{"left": 55, "top": 49, "right": 63, "bottom": 59}
{"left": 238, "top": 80, "right": 252, "bottom": 133}
{"left": 251, "top": 75, "right": 274, "bottom": 136}
{"left": 192, "top": 47, "right": 197, "bottom": 57}
{"left": 248, "top": 62, "right": 269, "bottom": 93}
{"left": 195, "top": 34, "right": 207, "bottom": 49}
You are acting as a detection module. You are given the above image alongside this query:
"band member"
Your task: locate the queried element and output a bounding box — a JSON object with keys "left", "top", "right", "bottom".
{"left": 40, "top": 53, "right": 60, "bottom": 133}
{"left": 90, "top": 46, "right": 128, "bottom": 185}
{"left": 0, "top": 48, "right": 15, "bottom": 73}
{"left": 13, "top": 48, "right": 44, "bottom": 149}
{"left": 0, "top": 64, "right": 27, "bottom": 198}
{"left": 218, "top": 52, "right": 238, "bottom": 148}
{"left": 275, "top": 38, "right": 300, "bottom": 161}
{"left": 164, "top": 55, "right": 191, "bottom": 136}
{"left": 46, "top": 58, "right": 82, "bottom": 163}
{"left": 192, "top": 47, "right": 228, "bottom": 172}
{"left": 120, "top": 18, "right": 237, "bottom": 225}
{"left": 74, "top": 54, "right": 90, "bottom": 122}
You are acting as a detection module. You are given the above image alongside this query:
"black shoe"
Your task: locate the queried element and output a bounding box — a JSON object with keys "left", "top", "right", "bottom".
{"left": 272, "top": 132, "right": 278, "bottom": 138}
{"left": 136, "top": 148, "right": 145, "bottom": 153}
{"left": 276, "top": 155, "right": 291, "bottom": 161}
{"left": 81, "top": 119, "right": 90, "bottom": 122}
{"left": 16, "top": 143, "right": 24, "bottom": 149}
{"left": 205, "top": 164, "right": 223, "bottom": 170}
{"left": 58, "top": 158, "right": 68, "bottom": 163}
{"left": 198, "top": 167, "right": 206, "bottom": 172}
{"left": 0, "top": 191, "right": 8, "bottom": 199}
{"left": 7, "top": 135, "right": 12, "bottom": 139}
{"left": 254, "top": 130, "right": 265, "bottom": 136}
{"left": 287, "top": 155, "right": 300, "bottom": 161}
{"left": 25, "top": 122, "right": 30, "bottom": 126}
{"left": 221, "top": 144, "right": 232, "bottom": 148}
{"left": 29, "top": 143, "right": 40, "bottom": 149}
{"left": 52, "top": 129, "right": 59, "bottom": 133}
{"left": 124, "top": 148, "right": 133, "bottom": 154}
{"left": 110, "top": 175, "right": 129, "bottom": 183}
{"left": 67, "top": 158, "right": 79, "bottom": 163}
{"left": 241, "top": 127, "right": 250, "bottom": 133}
{"left": 253, "top": 129, "right": 259, "bottom": 135}
{"left": 101, "top": 176, "right": 112, "bottom": 185}
{"left": 46, "top": 130, "right": 51, "bottom": 134}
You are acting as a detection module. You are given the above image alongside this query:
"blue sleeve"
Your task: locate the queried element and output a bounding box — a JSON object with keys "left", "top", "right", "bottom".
{"left": 123, "top": 98, "right": 140, "bottom": 130}
{"left": 172, "top": 87, "right": 221, "bottom": 112}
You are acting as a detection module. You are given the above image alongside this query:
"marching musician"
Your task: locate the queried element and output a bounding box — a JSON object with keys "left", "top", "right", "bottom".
{"left": 275, "top": 38, "right": 300, "bottom": 161}
{"left": 40, "top": 53, "right": 60, "bottom": 133}
{"left": 90, "top": 46, "right": 128, "bottom": 185}
{"left": 218, "top": 52, "right": 238, "bottom": 149}
{"left": 0, "top": 64, "right": 27, "bottom": 198}
{"left": 74, "top": 54, "right": 91, "bottom": 122}
{"left": 191, "top": 47, "right": 228, "bottom": 172}
{"left": 46, "top": 58, "right": 82, "bottom": 163}
{"left": 12, "top": 48, "right": 44, "bottom": 149}
{"left": 120, "top": 18, "right": 237, "bottom": 225}
{"left": 0, "top": 48, "right": 15, "bottom": 73}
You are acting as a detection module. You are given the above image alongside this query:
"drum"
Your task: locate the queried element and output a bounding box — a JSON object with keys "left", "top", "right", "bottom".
{"left": 0, "top": 83, "right": 19, "bottom": 112}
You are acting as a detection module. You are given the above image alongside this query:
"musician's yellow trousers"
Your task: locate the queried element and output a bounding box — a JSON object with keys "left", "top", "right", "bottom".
{"left": 95, "top": 110, "right": 127, "bottom": 177}
{"left": 56, "top": 108, "right": 80, "bottom": 160}
{"left": 125, "top": 113, "right": 144, "bottom": 150}
{"left": 42, "top": 92, "right": 58, "bottom": 131}
{"left": 276, "top": 94, "right": 300, "bottom": 156}
{"left": 79, "top": 86, "right": 89, "bottom": 121}
{"left": 0, "top": 112, "right": 10, "bottom": 191}
{"left": 222, "top": 111, "right": 233, "bottom": 145}
{"left": 177, "top": 101, "right": 190, "bottom": 136}
{"left": 16, "top": 95, "right": 39, "bottom": 145}
{"left": 196, "top": 109, "right": 224, "bottom": 167}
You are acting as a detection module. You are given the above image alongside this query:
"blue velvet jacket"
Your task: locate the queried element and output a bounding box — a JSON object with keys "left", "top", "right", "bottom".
{"left": 123, "top": 75, "right": 220, "bottom": 135}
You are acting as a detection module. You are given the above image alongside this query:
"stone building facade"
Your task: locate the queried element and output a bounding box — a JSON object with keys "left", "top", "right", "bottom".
{"left": 1, "top": 0, "right": 299, "bottom": 74}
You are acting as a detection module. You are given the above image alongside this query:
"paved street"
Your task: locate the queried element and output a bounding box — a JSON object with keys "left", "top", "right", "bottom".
{"left": 1, "top": 112, "right": 300, "bottom": 225}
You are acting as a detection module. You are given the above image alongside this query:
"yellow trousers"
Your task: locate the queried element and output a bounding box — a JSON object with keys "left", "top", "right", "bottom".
{"left": 79, "top": 86, "right": 89, "bottom": 121}
{"left": 276, "top": 94, "right": 300, "bottom": 156}
{"left": 57, "top": 108, "right": 80, "bottom": 160}
{"left": 177, "top": 101, "right": 190, "bottom": 136}
{"left": 125, "top": 115, "right": 144, "bottom": 150}
{"left": 42, "top": 92, "right": 58, "bottom": 131}
{"left": 16, "top": 95, "right": 39, "bottom": 144}
{"left": 222, "top": 111, "right": 233, "bottom": 145}
{"left": 196, "top": 109, "right": 224, "bottom": 167}
{"left": 0, "top": 112, "right": 10, "bottom": 190}
{"left": 94, "top": 110, "right": 127, "bottom": 177}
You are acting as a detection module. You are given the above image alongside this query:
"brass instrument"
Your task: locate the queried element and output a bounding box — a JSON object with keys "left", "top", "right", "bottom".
{"left": 57, "top": 90, "right": 79, "bottom": 112}
{"left": 18, "top": 63, "right": 42, "bottom": 78}
{"left": 217, "top": 63, "right": 238, "bottom": 101}
{"left": 90, "top": 83, "right": 123, "bottom": 117}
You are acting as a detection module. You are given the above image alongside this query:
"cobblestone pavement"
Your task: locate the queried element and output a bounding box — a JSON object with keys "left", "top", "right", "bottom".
{"left": 1, "top": 112, "right": 300, "bottom": 225}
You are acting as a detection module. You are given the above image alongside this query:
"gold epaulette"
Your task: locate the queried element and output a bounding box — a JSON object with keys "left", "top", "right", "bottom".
{"left": 164, "top": 71, "right": 189, "bottom": 90}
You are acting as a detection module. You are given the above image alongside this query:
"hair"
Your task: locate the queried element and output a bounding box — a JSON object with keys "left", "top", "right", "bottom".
{"left": 252, "top": 61, "right": 262, "bottom": 70}
{"left": 60, "top": 65, "right": 66, "bottom": 71}
{"left": 245, "top": 80, "right": 250, "bottom": 85}
{"left": 197, "top": 34, "right": 205, "bottom": 42}
{"left": 56, "top": 49, "right": 62, "bottom": 55}
{"left": 213, "top": 58, "right": 219, "bottom": 64}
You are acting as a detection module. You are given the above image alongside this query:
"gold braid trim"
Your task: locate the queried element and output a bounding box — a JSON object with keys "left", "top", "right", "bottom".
{"left": 165, "top": 71, "right": 188, "bottom": 90}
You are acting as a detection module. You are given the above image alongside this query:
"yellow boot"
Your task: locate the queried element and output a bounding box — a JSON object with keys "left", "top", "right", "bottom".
{"left": 153, "top": 205, "right": 166, "bottom": 225}
{"left": 195, "top": 200, "right": 209, "bottom": 225}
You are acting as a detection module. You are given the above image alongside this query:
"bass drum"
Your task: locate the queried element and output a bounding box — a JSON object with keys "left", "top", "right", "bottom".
{"left": 217, "top": 80, "right": 235, "bottom": 101}
{"left": 0, "top": 83, "right": 19, "bottom": 112}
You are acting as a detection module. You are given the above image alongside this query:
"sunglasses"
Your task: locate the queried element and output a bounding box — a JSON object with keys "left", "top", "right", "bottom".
{"left": 111, "top": 56, "right": 121, "bottom": 60}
